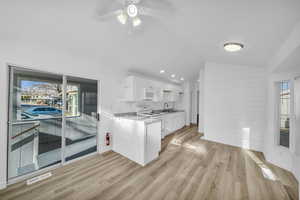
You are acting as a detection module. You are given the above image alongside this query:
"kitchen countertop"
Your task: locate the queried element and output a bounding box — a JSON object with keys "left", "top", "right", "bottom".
{"left": 114, "top": 110, "right": 185, "bottom": 121}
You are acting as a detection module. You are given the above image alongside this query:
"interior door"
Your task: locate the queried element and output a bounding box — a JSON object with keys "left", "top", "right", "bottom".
{"left": 64, "top": 76, "right": 98, "bottom": 162}
{"left": 8, "top": 67, "right": 63, "bottom": 180}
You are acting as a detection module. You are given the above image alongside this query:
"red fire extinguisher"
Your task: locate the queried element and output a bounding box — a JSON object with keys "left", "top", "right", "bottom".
{"left": 106, "top": 133, "right": 110, "bottom": 146}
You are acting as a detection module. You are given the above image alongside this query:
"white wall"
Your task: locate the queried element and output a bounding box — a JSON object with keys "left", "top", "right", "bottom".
{"left": 183, "top": 82, "right": 191, "bottom": 126}
{"left": 203, "top": 62, "right": 267, "bottom": 152}
{"left": 294, "top": 77, "right": 300, "bottom": 186}
{"left": 0, "top": 62, "right": 8, "bottom": 189}
{"left": 190, "top": 81, "right": 198, "bottom": 125}
{"left": 198, "top": 67, "right": 205, "bottom": 133}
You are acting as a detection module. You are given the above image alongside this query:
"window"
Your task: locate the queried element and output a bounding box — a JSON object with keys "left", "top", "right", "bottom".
{"left": 279, "top": 80, "right": 290, "bottom": 148}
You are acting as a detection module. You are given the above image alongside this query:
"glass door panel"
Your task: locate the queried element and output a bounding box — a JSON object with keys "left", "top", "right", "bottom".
{"left": 8, "top": 67, "right": 63, "bottom": 179}
{"left": 64, "top": 76, "right": 98, "bottom": 162}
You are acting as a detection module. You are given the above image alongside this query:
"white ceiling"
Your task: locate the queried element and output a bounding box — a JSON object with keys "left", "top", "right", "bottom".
{"left": 1, "top": 0, "right": 300, "bottom": 81}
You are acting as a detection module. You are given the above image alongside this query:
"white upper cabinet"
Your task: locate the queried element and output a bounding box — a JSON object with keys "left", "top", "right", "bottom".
{"left": 162, "top": 85, "right": 183, "bottom": 102}
{"left": 121, "top": 76, "right": 183, "bottom": 102}
{"left": 121, "top": 76, "right": 135, "bottom": 102}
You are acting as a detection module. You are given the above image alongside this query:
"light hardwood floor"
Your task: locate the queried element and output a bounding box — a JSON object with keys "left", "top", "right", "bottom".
{"left": 0, "top": 126, "right": 298, "bottom": 200}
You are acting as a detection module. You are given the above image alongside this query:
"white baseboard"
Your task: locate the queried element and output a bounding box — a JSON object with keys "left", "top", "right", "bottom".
{"left": 0, "top": 181, "right": 7, "bottom": 190}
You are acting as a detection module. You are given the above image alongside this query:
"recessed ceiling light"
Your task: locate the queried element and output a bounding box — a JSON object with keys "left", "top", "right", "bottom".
{"left": 180, "top": 78, "right": 184, "bottom": 81}
{"left": 160, "top": 70, "right": 165, "bottom": 74}
{"left": 171, "top": 74, "right": 176, "bottom": 78}
{"left": 224, "top": 42, "right": 244, "bottom": 52}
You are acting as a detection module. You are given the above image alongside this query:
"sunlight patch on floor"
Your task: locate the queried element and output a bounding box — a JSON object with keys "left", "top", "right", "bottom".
{"left": 245, "top": 150, "right": 277, "bottom": 181}
{"left": 170, "top": 138, "right": 183, "bottom": 145}
{"left": 170, "top": 137, "right": 207, "bottom": 155}
{"left": 183, "top": 143, "right": 207, "bottom": 155}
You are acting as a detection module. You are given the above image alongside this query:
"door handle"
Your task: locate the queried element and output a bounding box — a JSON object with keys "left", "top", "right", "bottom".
{"left": 97, "top": 113, "right": 100, "bottom": 121}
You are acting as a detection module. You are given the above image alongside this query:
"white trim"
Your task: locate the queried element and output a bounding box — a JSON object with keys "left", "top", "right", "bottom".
{"left": 0, "top": 181, "right": 7, "bottom": 190}
{"left": 274, "top": 79, "right": 295, "bottom": 150}
{"left": 6, "top": 62, "right": 100, "bottom": 82}
{"left": 294, "top": 76, "right": 300, "bottom": 156}
{"left": 274, "top": 81, "right": 281, "bottom": 146}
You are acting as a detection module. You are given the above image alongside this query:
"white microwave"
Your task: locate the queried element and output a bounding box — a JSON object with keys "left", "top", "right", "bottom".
{"left": 144, "top": 88, "right": 155, "bottom": 100}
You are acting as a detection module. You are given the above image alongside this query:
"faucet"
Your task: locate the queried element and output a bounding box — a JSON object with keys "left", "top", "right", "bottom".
{"left": 163, "top": 102, "right": 169, "bottom": 110}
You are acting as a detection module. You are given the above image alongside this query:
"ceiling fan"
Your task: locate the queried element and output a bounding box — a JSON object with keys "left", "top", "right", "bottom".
{"left": 96, "top": 0, "right": 173, "bottom": 28}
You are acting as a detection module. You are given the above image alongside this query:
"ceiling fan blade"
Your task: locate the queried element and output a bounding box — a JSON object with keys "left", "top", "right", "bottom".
{"left": 114, "top": 0, "right": 142, "bottom": 6}
{"left": 115, "top": 0, "right": 127, "bottom": 5}
{"left": 96, "top": 9, "right": 123, "bottom": 21}
{"left": 139, "top": 0, "right": 174, "bottom": 11}
{"left": 96, "top": 0, "right": 124, "bottom": 18}
{"left": 139, "top": 6, "right": 165, "bottom": 18}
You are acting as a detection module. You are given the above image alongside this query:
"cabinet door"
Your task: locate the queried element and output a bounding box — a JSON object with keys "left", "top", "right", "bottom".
{"left": 134, "top": 77, "right": 146, "bottom": 101}
{"left": 154, "top": 88, "right": 163, "bottom": 102}
{"left": 164, "top": 117, "right": 171, "bottom": 135}
{"left": 174, "top": 115, "right": 180, "bottom": 131}
{"left": 180, "top": 113, "right": 186, "bottom": 128}
{"left": 122, "top": 77, "right": 135, "bottom": 101}
{"left": 146, "top": 121, "right": 162, "bottom": 163}
{"left": 170, "top": 115, "right": 177, "bottom": 133}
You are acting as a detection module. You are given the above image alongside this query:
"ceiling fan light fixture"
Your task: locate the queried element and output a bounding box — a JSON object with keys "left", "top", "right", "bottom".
{"left": 224, "top": 42, "right": 244, "bottom": 52}
{"left": 133, "top": 17, "right": 142, "bottom": 27}
{"left": 117, "top": 12, "right": 127, "bottom": 25}
{"left": 127, "top": 4, "right": 138, "bottom": 18}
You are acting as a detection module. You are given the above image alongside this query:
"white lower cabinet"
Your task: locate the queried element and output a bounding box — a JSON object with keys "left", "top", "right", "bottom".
{"left": 163, "top": 112, "right": 185, "bottom": 137}
{"left": 145, "top": 121, "right": 162, "bottom": 163}
{"left": 113, "top": 118, "right": 162, "bottom": 166}
{"left": 113, "top": 112, "right": 185, "bottom": 166}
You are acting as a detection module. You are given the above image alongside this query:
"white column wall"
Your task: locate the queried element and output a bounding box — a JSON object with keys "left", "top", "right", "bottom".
{"left": 203, "top": 62, "right": 267, "bottom": 152}
{"left": 190, "top": 82, "right": 198, "bottom": 125}
{"left": 183, "top": 82, "right": 191, "bottom": 126}
{"left": 0, "top": 61, "right": 8, "bottom": 189}
{"left": 198, "top": 67, "right": 205, "bottom": 133}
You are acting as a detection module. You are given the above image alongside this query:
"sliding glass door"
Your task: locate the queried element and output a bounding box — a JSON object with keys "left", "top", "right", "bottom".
{"left": 8, "top": 66, "right": 98, "bottom": 180}
{"left": 8, "top": 67, "right": 63, "bottom": 179}
{"left": 64, "top": 76, "right": 98, "bottom": 162}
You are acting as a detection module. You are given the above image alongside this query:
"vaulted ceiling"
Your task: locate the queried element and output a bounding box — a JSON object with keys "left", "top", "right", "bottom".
{"left": 1, "top": 0, "right": 300, "bottom": 81}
